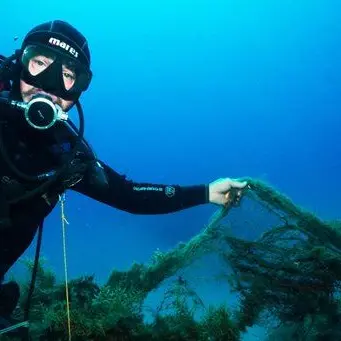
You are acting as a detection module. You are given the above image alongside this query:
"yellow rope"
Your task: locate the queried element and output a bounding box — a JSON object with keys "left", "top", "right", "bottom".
{"left": 59, "top": 194, "right": 72, "bottom": 341}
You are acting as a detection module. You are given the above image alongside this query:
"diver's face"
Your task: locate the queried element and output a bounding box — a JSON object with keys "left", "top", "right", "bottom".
{"left": 19, "top": 53, "right": 76, "bottom": 111}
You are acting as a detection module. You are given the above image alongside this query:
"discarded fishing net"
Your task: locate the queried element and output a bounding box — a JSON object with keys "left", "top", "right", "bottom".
{"left": 1, "top": 178, "right": 341, "bottom": 340}
{"left": 223, "top": 179, "right": 341, "bottom": 341}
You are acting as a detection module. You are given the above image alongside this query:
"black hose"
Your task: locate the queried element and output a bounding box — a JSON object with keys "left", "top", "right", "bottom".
{"left": 21, "top": 220, "right": 44, "bottom": 341}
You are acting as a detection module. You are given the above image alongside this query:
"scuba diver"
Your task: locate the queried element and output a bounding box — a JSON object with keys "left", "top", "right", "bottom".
{"left": 0, "top": 20, "right": 247, "bottom": 328}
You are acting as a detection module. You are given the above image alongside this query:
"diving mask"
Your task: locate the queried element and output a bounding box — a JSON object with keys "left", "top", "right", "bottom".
{"left": 20, "top": 44, "right": 92, "bottom": 101}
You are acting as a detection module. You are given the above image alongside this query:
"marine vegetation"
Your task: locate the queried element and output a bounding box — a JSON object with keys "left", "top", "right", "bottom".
{"left": 2, "top": 178, "right": 341, "bottom": 341}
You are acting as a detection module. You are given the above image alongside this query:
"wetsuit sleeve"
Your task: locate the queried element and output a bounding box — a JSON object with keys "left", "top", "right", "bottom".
{"left": 72, "top": 160, "right": 209, "bottom": 214}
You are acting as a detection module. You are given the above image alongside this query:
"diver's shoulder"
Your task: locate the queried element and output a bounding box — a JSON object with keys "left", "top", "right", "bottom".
{"left": 0, "top": 91, "right": 10, "bottom": 99}
{"left": 0, "top": 91, "right": 10, "bottom": 109}
{"left": 0, "top": 91, "right": 16, "bottom": 117}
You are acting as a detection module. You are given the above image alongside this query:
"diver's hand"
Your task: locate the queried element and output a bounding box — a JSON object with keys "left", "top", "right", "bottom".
{"left": 208, "top": 178, "right": 248, "bottom": 207}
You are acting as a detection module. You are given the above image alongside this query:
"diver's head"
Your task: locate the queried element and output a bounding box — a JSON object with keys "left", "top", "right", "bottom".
{"left": 18, "top": 20, "right": 92, "bottom": 111}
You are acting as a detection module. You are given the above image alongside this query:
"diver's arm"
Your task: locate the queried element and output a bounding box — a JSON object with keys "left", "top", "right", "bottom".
{"left": 72, "top": 161, "right": 209, "bottom": 214}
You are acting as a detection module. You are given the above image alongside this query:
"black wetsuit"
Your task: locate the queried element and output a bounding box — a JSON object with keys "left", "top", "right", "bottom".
{"left": 0, "top": 92, "right": 209, "bottom": 280}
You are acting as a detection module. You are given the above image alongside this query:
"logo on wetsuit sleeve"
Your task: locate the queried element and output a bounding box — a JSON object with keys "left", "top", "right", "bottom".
{"left": 132, "top": 185, "right": 175, "bottom": 197}
{"left": 133, "top": 186, "right": 163, "bottom": 192}
{"left": 165, "top": 186, "right": 175, "bottom": 198}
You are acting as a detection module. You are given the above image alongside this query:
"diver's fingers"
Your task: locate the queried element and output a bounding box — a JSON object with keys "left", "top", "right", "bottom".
{"left": 230, "top": 180, "right": 248, "bottom": 189}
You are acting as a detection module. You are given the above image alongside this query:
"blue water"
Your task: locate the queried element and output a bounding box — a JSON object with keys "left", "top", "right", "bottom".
{"left": 2, "top": 1, "right": 341, "bottom": 339}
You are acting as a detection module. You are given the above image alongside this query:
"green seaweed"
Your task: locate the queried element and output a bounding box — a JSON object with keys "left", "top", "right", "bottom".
{"left": 3, "top": 178, "right": 341, "bottom": 340}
